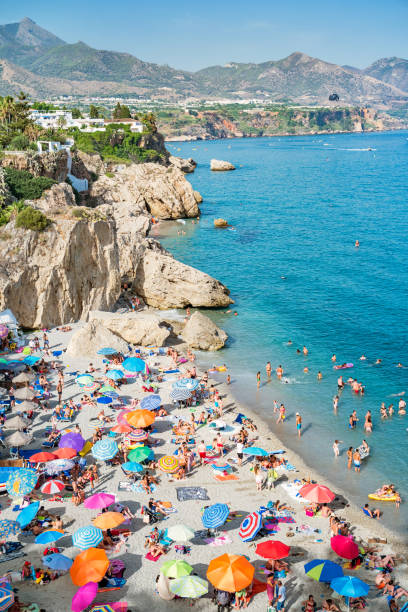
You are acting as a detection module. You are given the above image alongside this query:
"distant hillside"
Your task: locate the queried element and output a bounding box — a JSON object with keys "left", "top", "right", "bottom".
{"left": 0, "top": 18, "right": 407, "bottom": 106}
{"left": 363, "top": 57, "right": 408, "bottom": 94}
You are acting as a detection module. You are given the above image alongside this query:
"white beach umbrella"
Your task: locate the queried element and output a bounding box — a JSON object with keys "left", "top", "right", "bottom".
{"left": 12, "top": 372, "right": 34, "bottom": 384}
{"left": 4, "top": 415, "right": 29, "bottom": 430}
{"left": 14, "top": 388, "right": 36, "bottom": 401}
{"left": 5, "top": 431, "right": 32, "bottom": 447}
{"left": 15, "top": 400, "right": 36, "bottom": 412}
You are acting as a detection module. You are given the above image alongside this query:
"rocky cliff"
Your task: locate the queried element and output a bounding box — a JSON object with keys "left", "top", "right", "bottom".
{"left": 0, "top": 150, "right": 69, "bottom": 181}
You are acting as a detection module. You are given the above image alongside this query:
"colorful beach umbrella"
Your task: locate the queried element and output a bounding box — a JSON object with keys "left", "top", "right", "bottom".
{"left": 35, "top": 529, "right": 65, "bottom": 544}
{"left": 125, "top": 409, "right": 155, "bottom": 428}
{"left": 122, "top": 357, "right": 145, "bottom": 372}
{"left": 71, "top": 581, "right": 98, "bottom": 612}
{"left": 169, "top": 388, "right": 191, "bottom": 401}
{"left": 299, "top": 483, "right": 335, "bottom": 504}
{"left": 111, "top": 423, "right": 132, "bottom": 434}
{"left": 304, "top": 559, "right": 344, "bottom": 583}
{"left": 99, "top": 385, "right": 117, "bottom": 394}
{"left": 93, "top": 512, "right": 124, "bottom": 530}
{"left": 84, "top": 492, "right": 115, "bottom": 510}
{"left": 90, "top": 606, "right": 115, "bottom": 612}
{"left": 117, "top": 408, "right": 132, "bottom": 426}
{"left": 331, "top": 536, "right": 359, "bottom": 560}
{"left": 29, "top": 451, "right": 57, "bottom": 463}
{"left": 41, "top": 479, "right": 65, "bottom": 495}
{"left": 53, "top": 447, "right": 77, "bottom": 459}
{"left": 140, "top": 395, "right": 161, "bottom": 411}
{"left": 0, "top": 325, "right": 8, "bottom": 339}
{"left": 6, "top": 469, "right": 38, "bottom": 497}
{"left": 59, "top": 432, "right": 85, "bottom": 452}
{"left": 169, "top": 575, "right": 208, "bottom": 599}
{"left": 45, "top": 459, "right": 75, "bottom": 475}
{"left": 330, "top": 576, "right": 370, "bottom": 598}
{"left": 242, "top": 447, "right": 269, "bottom": 457}
{"left": 127, "top": 446, "right": 153, "bottom": 463}
{"left": 43, "top": 553, "right": 73, "bottom": 571}
{"left": 122, "top": 461, "right": 143, "bottom": 473}
{"left": 0, "top": 582, "right": 14, "bottom": 611}
{"left": 256, "top": 540, "right": 290, "bottom": 560}
{"left": 172, "top": 378, "right": 200, "bottom": 391}
{"left": 123, "top": 429, "right": 148, "bottom": 444}
{"left": 202, "top": 503, "right": 230, "bottom": 529}
{"left": 105, "top": 370, "right": 123, "bottom": 380}
{"left": 70, "top": 549, "right": 109, "bottom": 587}
{"left": 73, "top": 526, "right": 103, "bottom": 550}
{"left": 161, "top": 559, "right": 193, "bottom": 579}
{"left": 239, "top": 511, "right": 263, "bottom": 542}
{"left": 167, "top": 524, "right": 194, "bottom": 542}
{"left": 207, "top": 554, "right": 254, "bottom": 593}
{"left": 97, "top": 348, "right": 119, "bottom": 355}
{"left": 97, "top": 396, "right": 113, "bottom": 405}
{"left": 17, "top": 501, "right": 40, "bottom": 528}
{"left": 0, "top": 519, "right": 20, "bottom": 538}
{"left": 92, "top": 439, "right": 119, "bottom": 461}
{"left": 76, "top": 375, "right": 94, "bottom": 386}
{"left": 158, "top": 455, "right": 179, "bottom": 473}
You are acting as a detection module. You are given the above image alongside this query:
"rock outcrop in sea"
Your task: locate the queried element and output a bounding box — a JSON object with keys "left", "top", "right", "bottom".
{"left": 210, "top": 159, "right": 236, "bottom": 171}
{"left": 181, "top": 311, "right": 228, "bottom": 350}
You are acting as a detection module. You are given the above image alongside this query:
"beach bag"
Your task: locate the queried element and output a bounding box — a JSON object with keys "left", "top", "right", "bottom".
{"left": 267, "top": 606, "right": 277, "bottom": 612}
{"left": 143, "top": 514, "right": 150, "bottom": 524}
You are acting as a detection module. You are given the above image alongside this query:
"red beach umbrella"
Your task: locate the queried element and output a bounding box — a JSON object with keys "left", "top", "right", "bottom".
{"left": 53, "top": 447, "right": 77, "bottom": 459}
{"left": 299, "top": 483, "right": 335, "bottom": 504}
{"left": 41, "top": 480, "right": 65, "bottom": 495}
{"left": 255, "top": 540, "right": 291, "bottom": 560}
{"left": 331, "top": 535, "right": 359, "bottom": 560}
{"left": 111, "top": 424, "right": 132, "bottom": 434}
{"left": 29, "top": 451, "right": 57, "bottom": 463}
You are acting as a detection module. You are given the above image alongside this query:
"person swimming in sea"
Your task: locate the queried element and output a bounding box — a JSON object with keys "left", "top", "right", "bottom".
{"left": 333, "top": 395, "right": 339, "bottom": 412}
{"left": 317, "top": 371, "right": 323, "bottom": 380}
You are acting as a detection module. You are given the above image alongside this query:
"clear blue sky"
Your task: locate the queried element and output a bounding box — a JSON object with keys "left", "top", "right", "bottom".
{"left": 2, "top": 0, "right": 408, "bottom": 71}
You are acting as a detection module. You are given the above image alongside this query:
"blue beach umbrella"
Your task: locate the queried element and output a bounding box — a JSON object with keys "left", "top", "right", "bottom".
{"left": 122, "top": 461, "right": 144, "bottom": 472}
{"left": 97, "top": 396, "right": 113, "bottom": 405}
{"left": 72, "top": 526, "right": 103, "bottom": 550}
{"left": 202, "top": 503, "right": 230, "bottom": 529}
{"left": 330, "top": 576, "right": 370, "bottom": 598}
{"left": 0, "top": 519, "right": 21, "bottom": 538}
{"left": 122, "top": 357, "right": 146, "bottom": 373}
{"left": 35, "top": 530, "right": 65, "bottom": 545}
{"left": 140, "top": 395, "right": 162, "bottom": 411}
{"left": 97, "top": 348, "right": 119, "bottom": 355}
{"left": 23, "top": 355, "right": 40, "bottom": 366}
{"left": 304, "top": 559, "right": 344, "bottom": 583}
{"left": 17, "top": 501, "right": 40, "bottom": 528}
{"left": 6, "top": 469, "right": 38, "bottom": 497}
{"left": 173, "top": 378, "right": 200, "bottom": 391}
{"left": 43, "top": 553, "right": 73, "bottom": 571}
{"left": 92, "top": 439, "right": 119, "bottom": 461}
{"left": 242, "top": 447, "right": 269, "bottom": 457}
{"left": 169, "top": 388, "right": 191, "bottom": 402}
{"left": 0, "top": 582, "right": 14, "bottom": 611}
{"left": 105, "top": 370, "right": 123, "bottom": 380}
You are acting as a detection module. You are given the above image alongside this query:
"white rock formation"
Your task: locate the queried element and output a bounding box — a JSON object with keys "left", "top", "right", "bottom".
{"left": 210, "top": 159, "right": 236, "bottom": 171}
{"left": 88, "top": 310, "right": 170, "bottom": 347}
{"left": 66, "top": 320, "right": 128, "bottom": 357}
{"left": 181, "top": 311, "right": 228, "bottom": 350}
{"left": 169, "top": 156, "right": 197, "bottom": 173}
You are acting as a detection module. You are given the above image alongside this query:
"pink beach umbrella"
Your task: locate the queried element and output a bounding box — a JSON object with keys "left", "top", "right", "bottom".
{"left": 84, "top": 492, "right": 115, "bottom": 510}
{"left": 331, "top": 535, "right": 359, "bottom": 560}
{"left": 117, "top": 409, "right": 133, "bottom": 426}
{"left": 71, "top": 581, "right": 98, "bottom": 612}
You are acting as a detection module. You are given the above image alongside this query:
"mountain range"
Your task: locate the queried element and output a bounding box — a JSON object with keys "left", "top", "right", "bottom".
{"left": 1, "top": 17, "right": 408, "bottom": 106}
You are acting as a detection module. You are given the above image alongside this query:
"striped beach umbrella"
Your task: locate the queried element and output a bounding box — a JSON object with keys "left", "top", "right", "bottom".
{"left": 92, "top": 439, "right": 119, "bottom": 461}
{"left": 0, "top": 582, "right": 14, "bottom": 611}
{"left": 90, "top": 606, "right": 115, "bottom": 612}
{"left": 304, "top": 559, "right": 344, "bottom": 583}
{"left": 173, "top": 378, "right": 200, "bottom": 391}
{"left": 6, "top": 469, "right": 38, "bottom": 497}
{"left": 239, "top": 511, "right": 263, "bottom": 542}
{"left": 45, "top": 459, "right": 75, "bottom": 475}
{"left": 122, "top": 357, "right": 145, "bottom": 373}
{"left": 161, "top": 559, "right": 193, "bottom": 579}
{"left": 202, "top": 503, "right": 230, "bottom": 529}
{"left": 169, "top": 388, "right": 191, "bottom": 402}
{"left": 35, "top": 529, "right": 65, "bottom": 544}
{"left": 124, "top": 429, "right": 148, "bottom": 444}
{"left": 169, "top": 575, "right": 208, "bottom": 599}
{"left": 127, "top": 446, "right": 153, "bottom": 463}
{"left": 0, "top": 519, "right": 21, "bottom": 538}
{"left": 158, "top": 455, "right": 179, "bottom": 473}
{"left": 76, "top": 375, "right": 94, "bottom": 386}
{"left": 73, "top": 526, "right": 103, "bottom": 550}
{"left": 140, "top": 395, "right": 162, "bottom": 411}
{"left": 41, "top": 480, "right": 65, "bottom": 495}
{"left": 43, "top": 553, "right": 73, "bottom": 571}
{"left": 122, "top": 461, "right": 144, "bottom": 473}
{"left": 82, "top": 383, "right": 99, "bottom": 393}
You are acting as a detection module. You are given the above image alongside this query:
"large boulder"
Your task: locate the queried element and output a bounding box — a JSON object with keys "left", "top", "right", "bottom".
{"left": 66, "top": 320, "right": 128, "bottom": 357}
{"left": 90, "top": 162, "right": 199, "bottom": 219}
{"left": 0, "top": 218, "right": 120, "bottom": 328}
{"left": 210, "top": 159, "right": 236, "bottom": 171}
{"left": 134, "top": 249, "right": 233, "bottom": 309}
{"left": 30, "top": 182, "right": 76, "bottom": 214}
{"left": 181, "top": 311, "right": 227, "bottom": 351}
{"left": 88, "top": 310, "right": 170, "bottom": 347}
{"left": 169, "top": 156, "right": 197, "bottom": 173}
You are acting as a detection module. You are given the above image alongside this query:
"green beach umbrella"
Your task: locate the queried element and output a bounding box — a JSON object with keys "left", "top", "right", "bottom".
{"left": 304, "top": 559, "right": 343, "bottom": 583}
{"left": 167, "top": 524, "right": 195, "bottom": 542}
{"left": 99, "top": 385, "right": 117, "bottom": 394}
{"left": 161, "top": 559, "right": 193, "bottom": 579}
{"left": 127, "top": 446, "right": 153, "bottom": 463}
{"left": 169, "top": 575, "right": 208, "bottom": 598}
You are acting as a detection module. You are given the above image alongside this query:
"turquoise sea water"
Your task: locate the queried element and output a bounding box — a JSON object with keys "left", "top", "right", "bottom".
{"left": 155, "top": 131, "right": 408, "bottom": 534}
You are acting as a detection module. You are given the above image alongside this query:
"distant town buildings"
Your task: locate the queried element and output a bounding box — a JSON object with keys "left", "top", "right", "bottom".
{"left": 29, "top": 110, "right": 143, "bottom": 133}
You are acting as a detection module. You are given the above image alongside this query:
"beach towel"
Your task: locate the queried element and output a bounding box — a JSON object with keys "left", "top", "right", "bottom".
{"left": 284, "top": 462, "right": 297, "bottom": 471}
{"left": 145, "top": 551, "right": 163, "bottom": 562}
{"left": 0, "top": 551, "right": 25, "bottom": 564}
{"left": 132, "top": 483, "right": 156, "bottom": 494}
{"left": 214, "top": 473, "right": 239, "bottom": 482}
{"left": 176, "top": 487, "right": 209, "bottom": 502}
{"left": 118, "top": 482, "right": 134, "bottom": 492}
{"left": 204, "top": 532, "right": 233, "bottom": 547}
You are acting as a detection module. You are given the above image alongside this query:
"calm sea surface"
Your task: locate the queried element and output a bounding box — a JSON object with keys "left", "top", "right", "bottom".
{"left": 155, "top": 131, "right": 408, "bottom": 533}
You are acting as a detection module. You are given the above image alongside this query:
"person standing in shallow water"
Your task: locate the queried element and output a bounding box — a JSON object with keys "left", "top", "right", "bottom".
{"left": 256, "top": 371, "right": 261, "bottom": 388}
{"left": 295, "top": 412, "right": 302, "bottom": 437}
{"left": 266, "top": 362, "right": 272, "bottom": 378}
{"left": 347, "top": 447, "right": 353, "bottom": 469}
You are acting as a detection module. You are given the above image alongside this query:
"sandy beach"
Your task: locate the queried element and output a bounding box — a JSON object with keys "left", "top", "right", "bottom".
{"left": 0, "top": 321, "right": 406, "bottom": 612}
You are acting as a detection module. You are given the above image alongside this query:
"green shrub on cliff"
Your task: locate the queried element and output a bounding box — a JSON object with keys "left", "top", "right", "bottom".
{"left": 70, "top": 125, "right": 159, "bottom": 163}
{"left": 15, "top": 206, "right": 50, "bottom": 231}
{"left": 4, "top": 168, "right": 56, "bottom": 200}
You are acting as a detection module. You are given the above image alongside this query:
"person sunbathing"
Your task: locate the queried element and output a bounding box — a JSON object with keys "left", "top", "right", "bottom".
{"left": 322, "top": 600, "right": 340, "bottom": 611}
{"left": 148, "top": 541, "right": 166, "bottom": 558}
{"left": 141, "top": 474, "right": 153, "bottom": 494}
{"left": 383, "top": 581, "right": 408, "bottom": 599}
{"left": 46, "top": 430, "right": 60, "bottom": 443}
{"left": 157, "top": 407, "right": 167, "bottom": 417}
{"left": 375, "top": 571, "right": 391, "bottom": 589}
{"left": 173, "top": 467, "right": 186, "bottom": 480}
{"left": 349, "top": 597, "right": 366, "bottom": 609}
{"left": 274, "top": 500, "right": 293, "bottom": 512}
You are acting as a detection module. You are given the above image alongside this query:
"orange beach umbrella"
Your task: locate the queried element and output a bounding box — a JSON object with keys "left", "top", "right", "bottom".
{"left": 125, "top": 409, "right": 155, "bottom": 428}
{"left": 207, "top": 553, "right": 254, "bottom": 593}
{"left": 93, "top": 512, "right": 125, "bottom": 530}
{"left": 70, "top": 548, "right": 109, "bottom": 586}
